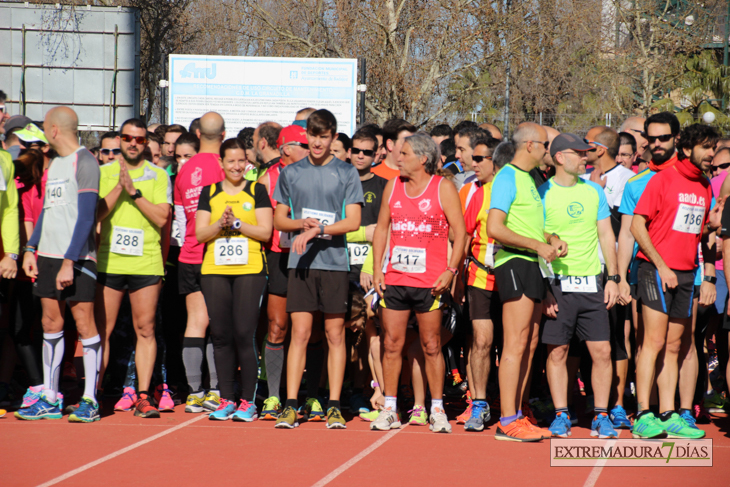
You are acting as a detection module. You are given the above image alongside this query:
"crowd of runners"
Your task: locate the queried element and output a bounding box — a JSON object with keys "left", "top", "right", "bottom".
{"left": 2, "top": 102, "right": 730, "bottom": 442}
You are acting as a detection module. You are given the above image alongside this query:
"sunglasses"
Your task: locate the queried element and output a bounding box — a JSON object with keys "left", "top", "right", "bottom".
{"left": 351, "top": 147, "right": 374, "bottom": 157}
{"left": 120, "top": 134, "right": 147, "bottom": 144}
{"left": 286, "top": 142, "right": 309, "bottom": 150}
{"left": 584, "top": 138, "right": 608, "bottom": 149}
{"left": 472, "top": 155, "right": 493, "bottom": 163}
{"left": 531, "top": 140, "right": 549, "bottom": 149}
{"left": 713, "top": 162, "right": 730, "bottom": 171}
{"left": 100, "top": 148, "right": 121, "bottom": 156}
{"left": 646, "top": 134, "right": 673, "bottom": 144}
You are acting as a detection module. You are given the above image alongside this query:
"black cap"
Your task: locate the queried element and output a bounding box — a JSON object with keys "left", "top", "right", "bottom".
{"left": 550, "top": 133, "right": 592, "bottom": 157}
{"left": 4, "top": 115, "right": 33, "bottom": 134}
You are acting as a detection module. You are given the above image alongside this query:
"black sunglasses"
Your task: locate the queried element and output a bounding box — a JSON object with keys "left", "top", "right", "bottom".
{"left": 285, "top": 142, "right": 309, "bottom": 150}
{"left": 472, "top": 155, "right": 493, "bottom": 163}
{"left": 351, "top": 147, "right": 374, "bottom": 157}
{"left": 646, "top": 134, "right": 673, "bottom": 144}
{"left": 100, "top": 148, "right": 121, "bottom": 156}
{"left": 713, "top": 162, "right": 730, "bottom": 171}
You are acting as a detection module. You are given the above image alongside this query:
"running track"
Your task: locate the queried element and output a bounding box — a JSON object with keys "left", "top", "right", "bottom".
{"left": 2, "top": 404, "right": 729, "bottom": 486}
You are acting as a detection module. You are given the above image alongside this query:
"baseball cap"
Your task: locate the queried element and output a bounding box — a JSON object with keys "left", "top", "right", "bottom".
{"left": 4, "top": 115, "right": 33, "bottom": 134}
{"left": 549, "top": 133, "right": 592, "bottom": 158}
{"left": 277, "top": 125, "right": 308, "bottom": 148}
{"left": 14, "top": 123, "right": 48, "bottom": 144}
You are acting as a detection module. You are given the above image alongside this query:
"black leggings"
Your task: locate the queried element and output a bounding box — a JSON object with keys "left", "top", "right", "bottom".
{"left": 201, "top": 274, "right": 267, "bottom": 402}
{"left": 9, "top": 280, "right": 43, "bottom": 385}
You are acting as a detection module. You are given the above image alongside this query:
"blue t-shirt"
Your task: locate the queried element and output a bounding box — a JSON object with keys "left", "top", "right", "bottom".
{"left": 618, "top": 169, "right": 656, "bottom": 284}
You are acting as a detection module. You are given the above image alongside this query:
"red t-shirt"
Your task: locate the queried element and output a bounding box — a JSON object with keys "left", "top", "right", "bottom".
{"left": 173, "top": 153, "right": 225, "bottom": 264}
{"left": 372, "top": 161, "right": 400, "bottom": 181}
{"left": 634, "top": 158, "right": 712, "bottom": 271}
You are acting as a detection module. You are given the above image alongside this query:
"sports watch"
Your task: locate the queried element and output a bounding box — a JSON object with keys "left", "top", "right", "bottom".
{"left": 704, "top": 276, "right": 717, "bottom": 284}
{"left": 131, "top": 189, "right": 143, "bottom": 200}
{"left": 606, "top": 275, "right": 621, "bottom": 283}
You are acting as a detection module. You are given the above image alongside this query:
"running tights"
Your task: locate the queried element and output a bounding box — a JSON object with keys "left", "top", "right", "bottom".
{"left": 201, "top": 274, "right": 267, "bottom": 402}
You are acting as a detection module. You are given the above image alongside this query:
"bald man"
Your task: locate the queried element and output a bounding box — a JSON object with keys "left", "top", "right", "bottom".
{"left": 541, "top": 126, "right": 561, "bottom": 177}
{"left": 479, "top": 123, "right": 503, "bottom": 141}
{"left": 18, "top": 107, "right": 102, "bottom": 422}
{"left": 620, "top": 117, "right": 648, "bottom": 161}
{"left": 174, "top": 111, "right": 226, "bottom": 413}
{"left": 488, "top": 122, "right": 567, "bottom": 441}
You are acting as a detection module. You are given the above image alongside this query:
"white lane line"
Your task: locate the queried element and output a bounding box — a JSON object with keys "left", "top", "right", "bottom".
{"left": 582, "top": 430, "right": 623, "bottom": 487}
{"left": 36, "top": 414, "right": 207, "bottom": 487}
{"left": 310, "top": 427, "right": 406, "bottom": 487}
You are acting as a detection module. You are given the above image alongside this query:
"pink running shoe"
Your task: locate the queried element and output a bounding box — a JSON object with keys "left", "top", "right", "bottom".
{"left": 155, "top": 384, "right": 175, "bottom": 412}
{"left": 21, "top": 385, "right": 44, "bottom": 408}
{"left": 114, "top": 387, "right": 138, "bottom": 411}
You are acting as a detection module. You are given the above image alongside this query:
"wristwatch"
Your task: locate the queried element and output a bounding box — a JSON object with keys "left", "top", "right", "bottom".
{"left": 319, "top": 223, "right": 325, "bottom": 235}
{"left": 131, "top": 189, "right": 143, "bottom": 200}
{"left": 232, "top": 219, "right": 242, "bottom": 230}
{"left": 6, "top": 253, "right": 18, "bottom": 261}
{"left": 704, "top": 275, "right": 717, "bottom": 284}
{"left": 447, "top": 267, "right": 459, "bottom": 276}
{"left": 547, "top": 233, "right": 560, "bottom": 244}
{"left": 606, "top": 275, "right": 621, "bottom": 283}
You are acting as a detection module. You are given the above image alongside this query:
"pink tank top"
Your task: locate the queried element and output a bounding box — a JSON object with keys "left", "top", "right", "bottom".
{"left": 386, "top": 176, "right": 449, "bottom": 288}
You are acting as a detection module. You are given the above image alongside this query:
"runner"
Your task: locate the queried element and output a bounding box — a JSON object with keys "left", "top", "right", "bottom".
{"left": 538, "top": 133, "right": 620, "bottom": 439}
{"left": 487, "top": 122, "right": 567, "bottom": 442}
{"left": 17, "top": 107, "right": 101, "bottom": 422}
{"left": 370, "top": 132, "right": 466, "bottom": 434}
{"left": 258, "top": 124, "right": 309, "bottom": 419}
{"left": 174, "top": 112, "right": 225, "bottom": 413}
{"left": 273, "top": 109, "right": 364, "bottom": 429}
{"left": 95, "top": 118, "right": 171, "bottom": 418}
{"left": 372, "top": 119, "right": 416, "bottom": 181}
{"left": 196, "top": 138, "right": 272, "bottom": 421}
{"left": 631, "top": 123, "right": 722, "bottom": 439}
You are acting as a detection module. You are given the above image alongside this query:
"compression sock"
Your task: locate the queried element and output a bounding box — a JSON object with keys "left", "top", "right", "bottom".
{"left": 182, "top": 337, "right": 205, "bottom": 392}
{"left": 431, "top": 399, "right": 444, "bottom": 415}
{"left": 285, "top": 398, "right": 298, "bottom": 410}
{"left": 206, "top": 338, "right": 218, "bottom": 390}
{"left": 265, "top": 340, "right": 285, "bottom": 400}
{"left": 80, "top": 335, "right": 102, "bottom": 403}
{"left": 42, "top": 331, "right": 64, "bottom": 404}
{"left": 305, "top": 340, "right": 324, "bottom": 398}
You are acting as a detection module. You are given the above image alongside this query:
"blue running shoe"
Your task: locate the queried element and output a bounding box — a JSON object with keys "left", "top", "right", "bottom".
{"left": 14, "top": 394, "right": 62, "bottom": 420}
{"left": 464, "top": 400, "right": 491, "bottom": 432}
{"left": 232, "top": 400, "right": 258, "bottom": 422}
{"left": 209, "top": 399, "right": 236, "bottom": 421}
{"left": 591, "top": 413, "right": 618, "bottom": 438}
{"left": 679, "top": 409, "right": 699, "bottom": 430}
{"left": 69, "top": 397, "right": 101, "bottom": 423}
{"left": 21, "top": 385, "right": 43, "bottom": 408}
{"left": 549, "top": 412, "right": 572, "bottom": 437}
{"left": 609, "top": 405, "right": 632, "bottom": 430}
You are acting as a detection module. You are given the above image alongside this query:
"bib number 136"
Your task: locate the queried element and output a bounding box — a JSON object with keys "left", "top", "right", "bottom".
{"left": 391, "top": 246, "right": 426, "bottom": 274}
{"left": 672, "top": 203, "right": 704, "bottom": 234}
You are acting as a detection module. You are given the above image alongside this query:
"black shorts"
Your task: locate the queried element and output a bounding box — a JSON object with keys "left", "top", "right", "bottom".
{"left": 33, "top": 257, "right": 97, "bottom": 302}
{"left": 637, "top": 260, "right": 694, "bottom": 319}
{"left": 541, "top": 276, "right": 610, "bottom": 346}
{"left": 286, "top": 268, "right": 349, "bottom": 314}
{"left": 381, "top": 285, "right": 442, "bottom": 313}
{"left": 266, "top": 250, "right": 289, "bottom": 296}
{"left": 493, "top": 258, "right": 546, "bottom": 302}
{"left": 98, "top": 273, "right": 161, "bottom": 291}
{"left": 467, "top": 286, "right": 501, "bottom": 321}
{"left": 178, "top": 262, "right": 202, "bottom": 295}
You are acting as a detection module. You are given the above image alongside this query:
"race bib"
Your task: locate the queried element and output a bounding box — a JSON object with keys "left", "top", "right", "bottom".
{"left": 672, "top": 203, "right": 704, "bottom": 234}
{"left": 44, "top": 179, "right": 67, "bottom": 208}
{"left": 391, "top": 246, "right": 426, "bottom": 274}
{"left": 483, "top": 242, "right": 495, "bottom": 268}
{"left": 348, "top": 242, "right": 370, "bottom": 265}
{"left": 278, "top": 231, "right": 291, "bottom": 249}
{"left": 0, "top": 166, "right": 6, "bottom": 191}
{"left": 111, "top": 227, "right": 144, "bottom": 256}
{"left": 302, "top": 208, "right": 336, "bottom": 240}
{"left": 214, "top": 238, "right": 249, "bottom": 266}
{"left": 559, "top": 275, "right": 597, "bottom": 293}
{"left": 171, "top": 220, "right": 183, "bottom": 247}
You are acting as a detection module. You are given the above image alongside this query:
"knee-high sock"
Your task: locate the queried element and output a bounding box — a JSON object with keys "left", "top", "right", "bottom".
{"left": 81, "top": 335, "right": 102, "bottom": 402}
{"left": 265, "top": 340, "right": 285, "bottom": 400}
{"left": 306, "top": 340, "right": 324, "bottom": 399}
{"left": 42, "top": 331, "right": 64, "bottom": 403}
{"left": 182, "top": 337, "right": 205, "bottom": 392}
{"left": 206, "top": 338, "right": 218, "bottom": 390}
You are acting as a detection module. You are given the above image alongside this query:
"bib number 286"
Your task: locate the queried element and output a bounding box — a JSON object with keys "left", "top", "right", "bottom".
{"left": 214, "top": 238, "right": 249, "bottom": 265}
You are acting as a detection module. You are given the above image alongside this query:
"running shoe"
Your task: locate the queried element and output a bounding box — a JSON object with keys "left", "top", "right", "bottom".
{"left": 155, "top": 384, "right": 175, "bottom": 412}
{"left": 408, "top": 405, "right": 428, "bottom": 426}
{"left": 494, "top": 418, "right": 543, "bottom": 442}
{"left": 326, "top": 407, "right": 347, "bottom": 429}
{"left": 209, "top": 399, "right": 236, "bottom": 421}
{"left": 232, "top": 400, "right": 258, "bottom": 422}
{"left": 68, "top": 397, "right": 101, "bottom": 423}
{"left": 549, "top": 412, "right": 572, "bottom": 438}
{"left": 360, "top": 409, "right": 380, "bottom": 422}
{"left": 261, "top": 396, "right": 281, "bottom": 420}
{"left": 703, "top": 390, "right": 729, "bottom": 413}
{"left": 349, "top": 393, "right": 370, "bottom": 414}
{"left": 456, "top": 398, "right": 473, "bottom": 424}
{"left": 134, "top": 393, "right": 160, "bottom": 419}
{"left": 662, "top": 412, "right": 705, "bottom": 439}
{"left": 0, "top": 409, "right": 5, "bottom": 418}
{"left": 464, "top": 400, "right": 491, "bottom": 432}
{"left": 524, "top": 418, "right": 552, "bottom": 439}
{"left": 591, "top": 413, "right": 618, "bottom": 438}
{"left": 21, "top": 385, "right": 44, "bottom": 408}
{"left": 115, "top": 387, "right": 138, "bottom": 412}
{"left": 202, "top": 390, "right": 221, "bottom": 411}
{"left": 679, "top": 409, "right": 699, "bottom": 430}
{"left": 275, "top": 406, "right": 299, "bottom": 428}
{"left": 632, "top": 412, "right": 666, "bottom": 439}
{"left": 371, "top": 408, "right": 401, "bottom": 430}
{"left": 429, "top": 408, "right": 452, "bottom": 433}
{"left": 299, "top": 397, "right": 325, "bottom": 421}
{"left": 521, "top": 401, "right": 538, "bottom": 425}
{"left": 14, "top": 394, "right": 62, "bottom": 420}
{"left": 693, "top": 404, "right": 712, "bottom": 425}
{"left": 609, "top": 405, "right": 632, "bottom": 429}
{"left": 708, "top": 353, "right": 719, "bottom": 372}
{"left": 185, "top": 392, "right": 205, "bottom": 413}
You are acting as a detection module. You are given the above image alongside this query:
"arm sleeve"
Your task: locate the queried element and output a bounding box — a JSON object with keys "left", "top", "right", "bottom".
{"left": 346, "top": 226, "right": 367, "bottom": 242}
{"left": 174, "top": 204, "right": 186, "bottom": 245}
{"left": 64, "top": 192, "right": 98, "bottom": 261}
{"left": 0, "top": 156, "right": 19, "bottom": 254}
{"left": 489, "top": 168, "right": 516, "bottom": 213}
{"left": 361, "top": 244, "right": 374, "bottom": 274}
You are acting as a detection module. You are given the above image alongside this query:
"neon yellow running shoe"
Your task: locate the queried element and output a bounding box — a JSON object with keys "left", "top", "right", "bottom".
{"left": 299, "top": 397, "right": 325, "bottom": 421}
{"left": 261, "top": 396, "right": 281, "bottom": 420}
{"left": 408, "top": 405, "right": 428, "bottom": 426}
